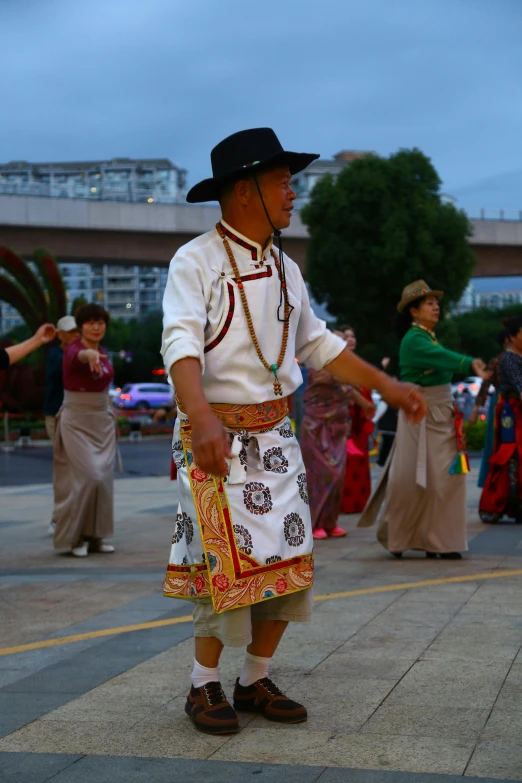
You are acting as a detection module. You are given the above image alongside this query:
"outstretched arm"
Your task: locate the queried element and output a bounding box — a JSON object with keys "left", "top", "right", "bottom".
{"left": 325, "top": 347, "right": 427, "bottom": 422}
{"left": 5, "top": 324, "right": 56, "bottom": 366}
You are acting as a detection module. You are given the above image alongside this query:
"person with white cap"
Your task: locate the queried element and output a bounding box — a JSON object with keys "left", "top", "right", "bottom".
{"left": 44, "top": 316, "right": 80, "bottom": 442}
{"left": 43, "top": 315, "right": 80, "bottom": 534}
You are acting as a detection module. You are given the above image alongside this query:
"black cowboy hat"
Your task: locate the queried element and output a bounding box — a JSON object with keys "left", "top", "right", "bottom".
{"left": 186, "top": 127, "right": 319, "bottom": 203}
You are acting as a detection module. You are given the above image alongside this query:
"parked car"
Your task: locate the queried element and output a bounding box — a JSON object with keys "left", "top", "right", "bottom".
{"left": 451, "top": 376, "right": 494, "bottom": 398}
{"left": 114, "top": 383, "right": 174, "bottom": 410}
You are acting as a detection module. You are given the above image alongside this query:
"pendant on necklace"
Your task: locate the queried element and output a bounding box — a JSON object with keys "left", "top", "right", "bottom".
{"left": 270, "top": 364, "right": 283, "bottom": 396}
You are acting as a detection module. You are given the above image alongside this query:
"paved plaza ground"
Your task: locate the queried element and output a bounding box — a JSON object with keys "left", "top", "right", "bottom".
{"left": 1, "top": 442, "right": 522, "bottom": 781}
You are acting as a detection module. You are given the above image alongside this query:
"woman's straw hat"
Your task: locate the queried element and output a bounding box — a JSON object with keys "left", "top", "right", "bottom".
{"left": 397, "top": 280, "right": 444, "bottom": 313}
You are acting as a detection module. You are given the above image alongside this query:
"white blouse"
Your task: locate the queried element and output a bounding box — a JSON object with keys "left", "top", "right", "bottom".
{"left": 161, "top": 220, "right": 345, "bottom": 404}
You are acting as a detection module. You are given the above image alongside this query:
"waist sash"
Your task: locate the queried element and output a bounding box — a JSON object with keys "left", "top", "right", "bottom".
{"left": 176, "top": 397, "right": 290, "bottom": 486}
{"left": 176, "top": 397, "right": 289, "bottom": 431}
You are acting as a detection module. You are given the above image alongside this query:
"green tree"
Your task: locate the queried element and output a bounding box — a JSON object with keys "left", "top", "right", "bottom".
{"left": 70, "top": 295, "right": 88, "bottom": 316}
{"left": 437, "top": 303, "right": 522, "bottom": 365}
{"left": 301, "top": 149, "right": 475, "bottom": 364}
{"left": 105, "top": 311, "right": 165, "bottom": 385}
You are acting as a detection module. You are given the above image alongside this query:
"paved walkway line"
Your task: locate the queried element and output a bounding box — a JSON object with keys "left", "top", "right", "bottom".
{"left": 2, "top": 567, "right": 522, "bottom": 658}
{"left": 313, "top": 567, "right": 522, "bottom": 601}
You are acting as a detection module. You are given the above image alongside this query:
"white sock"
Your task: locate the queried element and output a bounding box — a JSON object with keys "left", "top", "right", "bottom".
{"left": 239, "top": 652, "right": 271, "bottom": 687}
{"left": 191, "top": 658, "right": 220, "bottom": 688}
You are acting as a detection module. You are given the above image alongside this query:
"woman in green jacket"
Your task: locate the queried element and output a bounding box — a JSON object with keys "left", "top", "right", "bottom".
{"left": 358, "top": 280, "right": 486, "bottom": 559}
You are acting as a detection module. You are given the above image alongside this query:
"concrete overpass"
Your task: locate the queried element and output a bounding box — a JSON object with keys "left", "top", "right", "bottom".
{"left": 1, "top": 194, "right": 521, "bottom": 277}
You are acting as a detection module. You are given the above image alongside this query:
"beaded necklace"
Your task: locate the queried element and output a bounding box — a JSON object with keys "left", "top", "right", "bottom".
{"left": 216, "top": 222, "right": 290, "bottom": 396}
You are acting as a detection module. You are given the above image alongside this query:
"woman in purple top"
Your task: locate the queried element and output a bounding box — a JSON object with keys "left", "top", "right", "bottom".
{"left": 53, "top": 304, "right": 117, "bottom": 557}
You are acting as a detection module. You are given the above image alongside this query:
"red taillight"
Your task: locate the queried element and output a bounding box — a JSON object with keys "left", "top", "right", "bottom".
{"left": 120, "top": 393, "right": 131, "bottom": 401}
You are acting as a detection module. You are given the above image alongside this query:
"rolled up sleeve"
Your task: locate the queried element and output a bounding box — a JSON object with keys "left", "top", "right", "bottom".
{"left": 295, "top": 276, "right": 345, "bottom": 370}
{"left": 161, "top": 250, "right": 209, "bottom": 376}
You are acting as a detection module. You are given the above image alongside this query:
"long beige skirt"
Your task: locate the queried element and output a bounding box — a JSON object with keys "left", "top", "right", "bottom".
{"left": 358, "top": 384, "right": 468, "bottom": 554}
{"left": 53, "top": 391, "right": 116, "bottom": 550}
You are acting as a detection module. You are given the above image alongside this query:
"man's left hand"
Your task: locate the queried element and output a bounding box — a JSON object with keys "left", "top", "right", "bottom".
{"left": 380, "top": 379, "right": 427, "bottom": 423}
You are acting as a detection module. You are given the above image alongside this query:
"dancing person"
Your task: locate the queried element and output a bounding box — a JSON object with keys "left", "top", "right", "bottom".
{"left": 358, "top": 280, "right": 486, "bottom": 559}
{"left": 0, "top": 324, "right": 56, "bottom": 369}
{"left": 479, "top": 316, "right": 522, "bottom": 523}
{"left": 300, "top": 330, "right": 352, "bottom": 540}
{"left": 43, "top": 315, "right": 80, "bottom": 534}
{"left": 340, "top": 325, "right": 375, "bottom": 514}
{"left": 468, "top": 328, "right": 509, "bottom": 488}
{"left": 53, "top": 304, "right": 116, "bottom": 557}
{"left": 161, "top": 128, "right": 426, "bottom": 735}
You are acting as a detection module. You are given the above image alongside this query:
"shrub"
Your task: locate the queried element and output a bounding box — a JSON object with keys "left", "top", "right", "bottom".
{"left": 464, "top": 419, "right": 486, "bottom": 451}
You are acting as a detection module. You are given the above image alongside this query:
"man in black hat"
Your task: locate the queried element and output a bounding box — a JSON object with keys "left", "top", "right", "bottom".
{"left": 161, "top": 128, "right": 426, "bottom": 735}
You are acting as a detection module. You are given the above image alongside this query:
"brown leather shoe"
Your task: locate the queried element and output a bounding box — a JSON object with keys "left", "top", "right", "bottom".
{"left": 233, "top": 677, "right": 307, "bottom": 723}
{"left": 185, "top": 681, "right": 239, "bottom": 734}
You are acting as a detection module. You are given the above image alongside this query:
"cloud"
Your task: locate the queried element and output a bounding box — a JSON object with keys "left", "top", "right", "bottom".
{"left": 1, "top": 0, "right": 521, "bottom": 211}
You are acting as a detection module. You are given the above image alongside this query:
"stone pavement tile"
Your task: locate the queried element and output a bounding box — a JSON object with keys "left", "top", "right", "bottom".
{"left": 340, "top": 636, "right": 430, "bottom": 659}
{"left": 319, "top": 769, "right": 518, "bottom": 783}
{"left": 0, "top": 710, "right": 229, "bottom": 758}
{"left": 44, "top": 754, "right": 325, "bottom": 782}
{"left": 353, "top": 620, "right": 443, "bottom": 642}
{"left": 280, "top": 673, "right": 396, "bottom": 712}
{"left": 481, "top": 709, "right": 522, "bottom": 742}
{"left": 0, "top": 692, "right": 70, "bottom": 740}
{"left": 211, "top": 727, "right": 474, "bottom": 774}
{"left": 0, "top": 751, "right": 83, "bottom": 783}
{"left": 315, "top": 651, "right": 417, "bottom": 681}
{"left": 39, "top": 693, "right": 165, "bottom": 725}
{"left": 393, "top": 583, "right": 480, "bottom": 604}
{"left": 0, "top": 670, "right": 31, "bottom": 688}
{"left": 493, "top": 664, "right": 522, "bottom": 711}
{"left": 420, "top": 640, "right": 520, "bottom": 664}
{"left": 465, "top": 740, "right": 522, "bottom": 780}
{"left": 314, "top": 593, "right": 402, "bottom": 615}
{"left": 360, "top": 704, "right": 490, "bottom": 741}
{"left": 384, "top": 660, "right": 504, "bottom": 711}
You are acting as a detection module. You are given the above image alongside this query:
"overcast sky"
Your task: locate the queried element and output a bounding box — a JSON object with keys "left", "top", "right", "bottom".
{"left": 1, "top": 0, "right": 521, "bottom": 216}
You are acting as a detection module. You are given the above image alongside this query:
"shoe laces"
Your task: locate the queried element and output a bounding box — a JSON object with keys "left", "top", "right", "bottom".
{"left": 203, "top": 681, "right": 226, "bottom": 706}
{"left": 259, "top": 677, "right": 284, "bottom": 697}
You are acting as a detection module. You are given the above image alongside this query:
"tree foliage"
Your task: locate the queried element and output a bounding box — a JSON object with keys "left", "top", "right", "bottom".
{"left": 105, "top": 311, "right": 164, "bottom": 385}
{"left": 437, "top": 303, "right": 522, "bottom": 364}
{"left": 301, "top": 149, "right": 476, "bottom": 364}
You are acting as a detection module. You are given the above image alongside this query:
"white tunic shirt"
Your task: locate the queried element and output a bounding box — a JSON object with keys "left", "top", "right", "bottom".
{"left": 161, "top": 220, "right": 345, "bottom": 404}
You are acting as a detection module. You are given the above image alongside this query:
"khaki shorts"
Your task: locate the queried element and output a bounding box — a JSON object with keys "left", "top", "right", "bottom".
{"left": 193, "top": 588, "right": 313, "bottom": 648}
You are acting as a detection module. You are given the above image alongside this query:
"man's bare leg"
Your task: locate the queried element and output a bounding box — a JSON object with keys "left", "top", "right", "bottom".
{"left": 194, "top": 636, "right": 223, "bottom": 668}
{"left": 248, "top": 619, "right": 288, "bottom": 657}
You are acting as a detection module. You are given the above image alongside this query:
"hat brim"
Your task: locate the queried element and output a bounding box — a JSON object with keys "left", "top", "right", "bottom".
{"left": 397, "top": 290, "right": 444, "bottom": 313}
{"left": 186, "top": 151, "right": 319, "bottom": 203}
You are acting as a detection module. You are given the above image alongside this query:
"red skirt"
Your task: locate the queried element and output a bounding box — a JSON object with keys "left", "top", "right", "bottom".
{"left": 341, "top": 391, "right": 373, "bottom": 514}
{"left": 479, "top": 396, "right": 522, "bottom": 521}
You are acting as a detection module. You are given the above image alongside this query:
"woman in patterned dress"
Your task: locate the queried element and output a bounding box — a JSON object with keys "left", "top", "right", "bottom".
{"left": 479, "top": 316, "right": 522, "bottom": 523}
{"left": 340, "top": 326, "right": 375, "bottom": 514}
{"left": 300, "top": 330, "right": 353, "bottom": 539}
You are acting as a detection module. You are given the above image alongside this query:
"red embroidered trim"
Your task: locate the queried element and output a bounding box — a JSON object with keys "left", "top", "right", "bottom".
{"left": 219, "top": 222, "right": 258, "bottom": 261}
{"left": 204, "top": 283, "right": 235, "bottom": 354}
{"left": 234, "top": 266, "right": 273, "bottom": 283}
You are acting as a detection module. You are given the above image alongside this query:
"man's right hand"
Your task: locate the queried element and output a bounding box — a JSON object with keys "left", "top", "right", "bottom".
{"left": 191, "top": 409, "right": 231, "bottom": 477}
